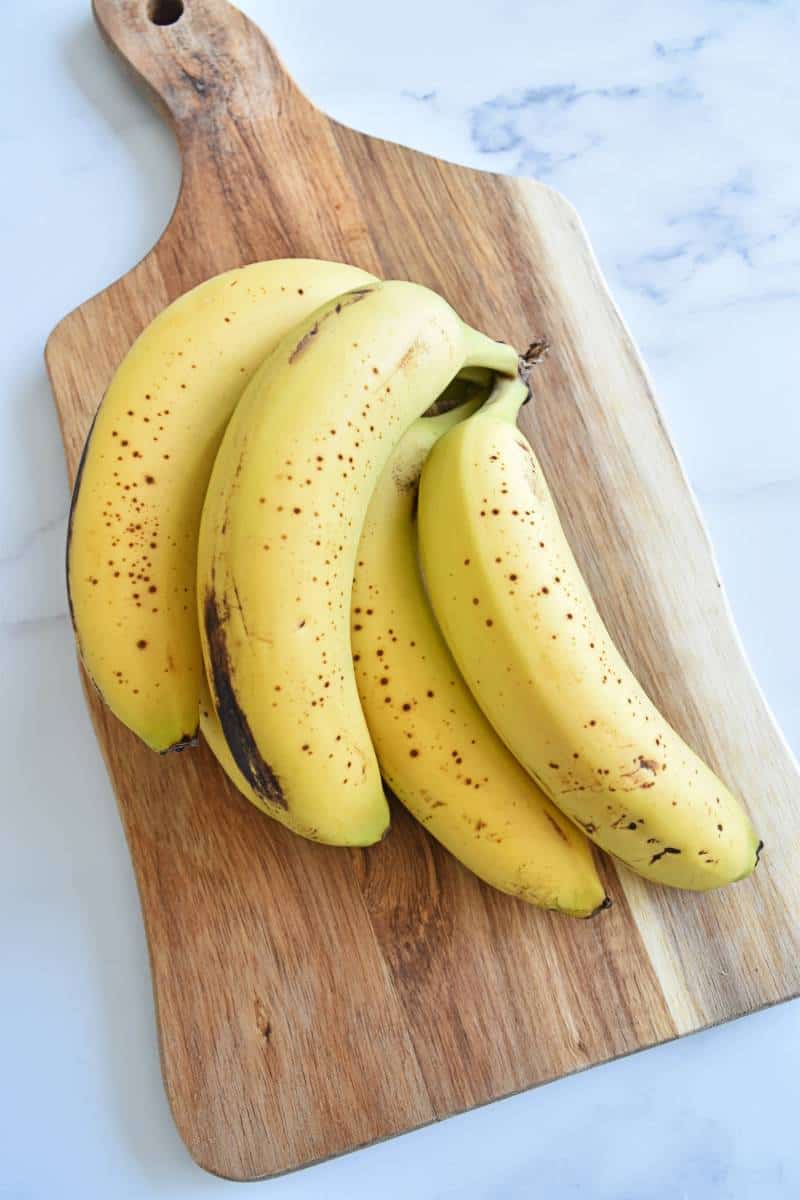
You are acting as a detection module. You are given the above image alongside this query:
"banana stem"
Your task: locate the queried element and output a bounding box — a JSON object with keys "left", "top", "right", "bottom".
{"left": 458, "top": 366, "right": 493, "bottom": 387}
{"left": 461, "top": 327, "right": 520, "bottom": 377}
{"left": 481, "top": 374, "right": 529, "bottom": 423}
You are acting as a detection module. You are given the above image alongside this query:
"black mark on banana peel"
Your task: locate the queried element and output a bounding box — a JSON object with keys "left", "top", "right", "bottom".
{"left": 203, "top": 589, "right": 287, "bottom": 808}
{"left": 544, "top": 812, "right": 569, "bottom": 844}
{"left": 163, "top": 731, "right": 200, "bottom": 753}
{"left": 289, "top": 322, "right": 321, "bottom": 365}
{"left": 230, "top": 577, "right": 251, "bottom": 637}
{"left": 288, "top": 286, "right": 375, "bottom": 364}
{"left": 588, "top": 895, "right": 612, "bottom": 918}
{"left": 392, "top": 459, "right": 424, "bottom": 496}
{"left": 518, "top": 338, "right": 550, "bottom": 394}
{"left": 649, "top": 845, "right": 681, "bottom": 866}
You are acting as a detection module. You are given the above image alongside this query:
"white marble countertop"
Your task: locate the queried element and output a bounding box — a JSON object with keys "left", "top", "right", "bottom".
{"left": 2, "top": 1, "right": 798, "bottom": 1196}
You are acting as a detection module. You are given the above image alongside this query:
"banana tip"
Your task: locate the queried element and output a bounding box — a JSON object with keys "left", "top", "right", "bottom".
{"left": 161, "top": 731, "right": 200, "bottom": 754}
{"left": 588, "top": 895, "right": 613, "bottom": 918}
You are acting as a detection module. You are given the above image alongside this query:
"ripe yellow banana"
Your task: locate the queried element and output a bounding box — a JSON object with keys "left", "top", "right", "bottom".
{"left": 418, "top": 375, "right": 761, "bottom": 890}
{"left": 197, "top": 376, "right": 463, "bottom": 843}
{"left": 351, "top": 395, "right": 607, "bottom": 914}
{"left": 67, "top": 258, "right": 375, "bottom": 751}
{"left": 197, "top": 377, "right": 475, "bottom": 840}
{"left": 197, "top": 280, "right": 518, "bottom": 846}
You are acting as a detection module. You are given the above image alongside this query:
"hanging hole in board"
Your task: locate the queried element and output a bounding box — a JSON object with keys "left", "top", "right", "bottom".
{"left": 148, "top": 0, "right": 184, "bottom": 25}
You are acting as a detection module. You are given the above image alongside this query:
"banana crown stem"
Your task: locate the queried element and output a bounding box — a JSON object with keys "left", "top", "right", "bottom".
{"left": 461, "top": 326, "right": 520, "bottom": 378}
{"left": 482, "top": 374, "right": 529, "bottom": 423}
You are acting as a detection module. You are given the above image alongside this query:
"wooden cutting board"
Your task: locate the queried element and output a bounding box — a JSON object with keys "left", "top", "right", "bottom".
{"left": 46, "top": 0, "right": 800, "bottom": 1182}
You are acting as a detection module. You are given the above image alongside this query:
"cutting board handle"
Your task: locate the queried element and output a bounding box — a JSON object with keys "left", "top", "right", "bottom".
{"left": 92, "top": 0, "right": 309, "bottom": 137}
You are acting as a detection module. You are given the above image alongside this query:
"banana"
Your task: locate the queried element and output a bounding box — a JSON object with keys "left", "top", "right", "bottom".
{"left": 418, "top": 375, "right": 761, "bottom": 890}
{"left": 198, "top": 280, "right": 518, "bottom": 846}
{"left": 196, "top": 377, "right": 469, "bottom": 844}
{"left": 195, "top": 381, "right": 476, "bottom": 843}
{"left": 67, "top": 258, "right": 375, "bottom": 751}
{"left": 351, "top": 394, "right": 607, "bottom": 914}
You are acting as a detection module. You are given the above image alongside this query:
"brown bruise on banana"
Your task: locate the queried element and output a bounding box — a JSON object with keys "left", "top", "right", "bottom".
{"left": 446, "top": 416, "right": 760, "bottom": 884}
{"left": 287, "top": 285, "right": 375, "bottom": 363}
{"left": 203, "top": 588, "right": 286, "bottom": 808}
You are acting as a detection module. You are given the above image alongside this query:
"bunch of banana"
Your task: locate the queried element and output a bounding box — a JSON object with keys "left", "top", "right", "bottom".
{"left": 351, "top": 382, "right": 607, "bottom": 915}
{"left": 196, "top": 280, "right": 518, "bottom": 846}
{"left": 68, "top": 257, "right": 760, "bottom": 913}
{"left": 195, "top": 368, "right": 604, "bottom": 910}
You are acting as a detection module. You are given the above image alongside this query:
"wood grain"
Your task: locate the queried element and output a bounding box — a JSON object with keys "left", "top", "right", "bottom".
{"left": 45, "top": 0, "right": 800, "bottom": 1181}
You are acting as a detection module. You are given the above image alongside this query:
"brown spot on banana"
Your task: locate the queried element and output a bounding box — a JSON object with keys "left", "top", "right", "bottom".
{"left": 398, "top": 338, "right": 423, "bottom": 372}
{"left": 391, "top": 459, "right": 424, "bottom": 495}
{"left": 649, "top": 846, "right": 682, "bottom": 866}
